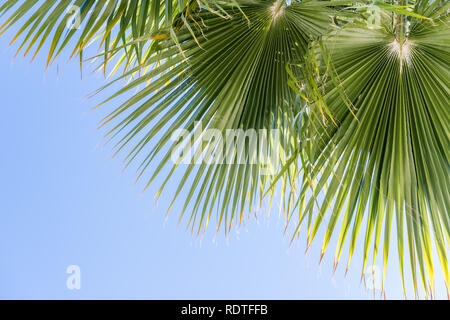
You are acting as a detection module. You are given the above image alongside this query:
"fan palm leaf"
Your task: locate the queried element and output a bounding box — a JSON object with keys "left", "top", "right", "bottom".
{"left": 0, "top": 0, "right": 350, "bottom": 231}
{"left": 292, "top": 1, "right": 449, "bottom": 298}
{"left": 96, "top": 0, "right": 346, "bottom": 233}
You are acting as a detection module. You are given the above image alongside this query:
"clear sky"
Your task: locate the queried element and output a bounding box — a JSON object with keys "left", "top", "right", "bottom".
{"left": 0, "top": 23, "right": 444, "bottom": 300}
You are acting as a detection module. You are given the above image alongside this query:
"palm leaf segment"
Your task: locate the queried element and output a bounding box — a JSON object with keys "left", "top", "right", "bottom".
{"left": 298, "top": 2, "right": 449, "bottom": 298}
{"left": 0, "top": 0, "right": 206, "bottom": 72}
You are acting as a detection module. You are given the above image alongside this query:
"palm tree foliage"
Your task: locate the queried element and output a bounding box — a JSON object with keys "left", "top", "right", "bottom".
{"left": 0, "top": 0, "right": 448, "bottom": 297}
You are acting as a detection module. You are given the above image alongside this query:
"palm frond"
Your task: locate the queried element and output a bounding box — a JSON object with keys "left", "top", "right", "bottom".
{"left": 97, "top": 0, "right": 344, "bottom": 234}
{"left": 294, "top": 1, "right": 449, "bottom": 298}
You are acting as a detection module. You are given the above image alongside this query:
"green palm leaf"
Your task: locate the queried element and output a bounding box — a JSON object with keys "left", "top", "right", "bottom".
{"left": 97, "top": 0, "right": 344, "bottom": 234}
{"left": 295, "top": 2, "right": 449, "bottom": 298}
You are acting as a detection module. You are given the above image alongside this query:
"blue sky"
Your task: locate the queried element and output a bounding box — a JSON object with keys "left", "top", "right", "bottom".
{"left": 0, "top": 23, "right": 443, "bottom": 300}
